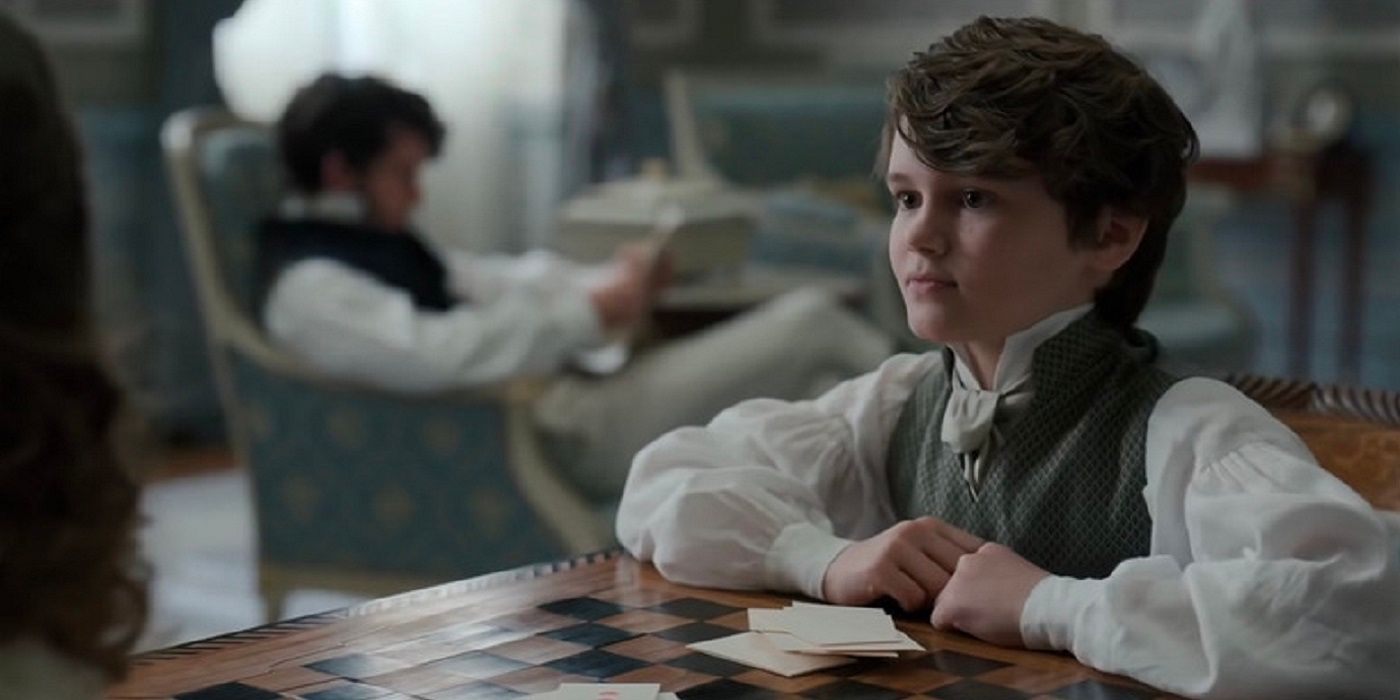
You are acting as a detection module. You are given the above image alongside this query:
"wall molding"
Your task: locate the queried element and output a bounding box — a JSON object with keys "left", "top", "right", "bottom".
{"left": 1, "top": 0, "right": 147, "bottom": 47}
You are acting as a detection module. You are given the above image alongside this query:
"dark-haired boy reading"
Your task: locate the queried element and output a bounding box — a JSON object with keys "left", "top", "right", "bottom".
{"left": 255, "top": 74, "right": 893, "bottom": 505}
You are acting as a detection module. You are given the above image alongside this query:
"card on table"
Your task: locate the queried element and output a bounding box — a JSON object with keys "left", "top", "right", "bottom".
{"left": 749, "top": 603, "right": 903, "bottom": 646}
{"left": 686, "top": 631, "right": 856, "bottom": 677}
{"left": 689, "top": 602, "right": 927, "bottom": 677}
{"left": 762, "top": 630, "right": 912, "bottom": 657}
{"left": 525, "top": 683, "right": 674, "bottom": 699}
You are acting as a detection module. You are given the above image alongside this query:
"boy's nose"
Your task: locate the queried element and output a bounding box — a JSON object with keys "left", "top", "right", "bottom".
{"left": 905, "top": 212, "right": 951, "bottom": 256}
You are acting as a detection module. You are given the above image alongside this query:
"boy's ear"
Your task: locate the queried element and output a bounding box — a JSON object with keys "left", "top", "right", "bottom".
{"left": 1089, "top": 206, "right": 1148, "bottom": 275}
{"left": 319, "top": 151, "right": 359, "bottom": 191}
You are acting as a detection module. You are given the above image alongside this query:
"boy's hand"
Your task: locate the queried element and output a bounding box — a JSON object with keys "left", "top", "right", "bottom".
{"left": 822, "top": 517, "right": 983, "bottom": 613}
{"left": 930, "top": 542, "right": 1049, "bottom": 648}
{"left": 615, "top": 240, "right": 674, "bottom": 293}
{"left": 588, "top": 247, "right": 658, "bottom": 332}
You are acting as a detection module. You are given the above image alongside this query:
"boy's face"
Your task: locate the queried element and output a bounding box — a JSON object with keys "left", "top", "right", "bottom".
{"left": 354, "top": 126, "right": 430, "bottom": 231}
{"left": 886, "top": 132, "right": 1104, "bottom": 345}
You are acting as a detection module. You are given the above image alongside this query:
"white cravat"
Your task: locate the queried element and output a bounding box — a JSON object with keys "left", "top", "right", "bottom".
{"left": 941, "top": 304, "right": 1092, "bottom": 496}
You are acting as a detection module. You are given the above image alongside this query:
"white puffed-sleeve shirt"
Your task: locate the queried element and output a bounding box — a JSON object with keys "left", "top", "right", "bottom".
{"left": 262, "top": 198, "right": 615, "bottom": 392}
{"left": 617, "top": 341, "right": 1400, "bottom": 698}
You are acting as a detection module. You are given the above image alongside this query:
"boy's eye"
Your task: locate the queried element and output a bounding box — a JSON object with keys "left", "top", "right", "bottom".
{"left": 961, "top": 189, "right": 990, "bottom": 209}
{"left": 893, "top": 191, "right": 921, "bottom": 210}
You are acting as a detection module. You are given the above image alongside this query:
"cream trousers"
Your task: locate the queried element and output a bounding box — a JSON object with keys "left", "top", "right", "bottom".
{"left": 533, "top": 288, "right": 894, "bottom": 504}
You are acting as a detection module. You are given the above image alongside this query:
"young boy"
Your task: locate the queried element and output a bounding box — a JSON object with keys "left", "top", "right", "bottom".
{"left": 616, "top": 16, "right": 1400, "bottom": 698}
{"left": 256, "top": 74, "right": 892, "bottom": 504}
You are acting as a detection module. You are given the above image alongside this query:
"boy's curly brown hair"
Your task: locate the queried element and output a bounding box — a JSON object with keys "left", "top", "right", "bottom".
{"left": 878, "top": 16, "right": 1199, "bottom": 333}
{"left": 0, "top": 13, "right": 148, "bottom": 680}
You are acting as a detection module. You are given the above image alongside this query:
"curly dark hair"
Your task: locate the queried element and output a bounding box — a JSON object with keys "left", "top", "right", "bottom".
{"left": 878, "top": 16, "right": 1199, "bottom": 332}
{"left": 0, "top": 14, "right": 148, "bottom": 680}
{"left": 277, "top": 73, "right": 446, "bottom": 193}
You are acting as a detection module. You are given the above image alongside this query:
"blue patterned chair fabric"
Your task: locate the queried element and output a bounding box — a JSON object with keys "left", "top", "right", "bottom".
{"left": 164, "top": 109, "right": 583, "bottom": 605}
{"left": 690, "top": 82, "right": 888, "bottom": 186}
{"left": 230, "top": 352, "right": 563, "bottom": 578}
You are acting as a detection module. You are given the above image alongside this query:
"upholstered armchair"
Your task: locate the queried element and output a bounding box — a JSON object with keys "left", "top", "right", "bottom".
{"left": 161, "top": 108, "right": 611, "bottom": 619}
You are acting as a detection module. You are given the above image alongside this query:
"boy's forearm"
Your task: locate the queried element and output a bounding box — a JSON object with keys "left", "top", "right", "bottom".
{"left": 767, "top": 523, "right": 855, "bottom": 600}
{"left": 1022, "top": 555, "right": 1400, "bottom": 699}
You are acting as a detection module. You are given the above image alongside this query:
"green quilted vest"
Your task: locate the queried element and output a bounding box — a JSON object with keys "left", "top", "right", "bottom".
{"left": 886, "top": 314, "right": 1179, "bottom": 578}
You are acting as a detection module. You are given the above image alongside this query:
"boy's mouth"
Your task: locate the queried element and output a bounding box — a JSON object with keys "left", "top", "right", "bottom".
{"left": 905, "top": 273, "right": 957, "bottom": 293}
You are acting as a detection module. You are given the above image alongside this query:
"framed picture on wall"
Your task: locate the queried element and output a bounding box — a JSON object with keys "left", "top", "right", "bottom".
{"left": 0, "top": 0, "right": 147, "bottom": 46}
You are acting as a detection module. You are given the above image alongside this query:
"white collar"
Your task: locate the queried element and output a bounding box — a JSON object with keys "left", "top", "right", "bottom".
{"left": 951, "top": 303, "right": 1093, "bottom": 392}
{"left": 279, "top": 191, "right": 368, "bottom": 224}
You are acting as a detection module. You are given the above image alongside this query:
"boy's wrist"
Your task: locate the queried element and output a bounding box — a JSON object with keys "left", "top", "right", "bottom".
{"left": 764, "top": 522, "right": 854, "bottom": 600}
{"left": 1019, "top": 574, "right": 1104, "bottom": 652}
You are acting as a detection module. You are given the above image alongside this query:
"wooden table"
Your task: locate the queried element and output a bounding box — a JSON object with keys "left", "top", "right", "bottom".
{"left": 110, "top": 552, "right": 1179, "bottom": 699}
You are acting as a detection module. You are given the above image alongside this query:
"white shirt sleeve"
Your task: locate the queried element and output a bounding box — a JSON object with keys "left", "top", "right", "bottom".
{"left": 1021, "top": 377, "right": 1400, "bottom": 699}
{"left": 616, "top": 353, "right": 939, "bottom": 599}
{"left": 263, "top": 258, "right": 604, "bottom": 391}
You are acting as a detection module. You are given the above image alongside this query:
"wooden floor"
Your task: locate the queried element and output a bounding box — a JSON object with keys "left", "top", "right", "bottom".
{"left": 141, "top": 445, "right": 237, "bottom": 483}
{"left": 137, "top": 452, "right": 369, "bottom": 652}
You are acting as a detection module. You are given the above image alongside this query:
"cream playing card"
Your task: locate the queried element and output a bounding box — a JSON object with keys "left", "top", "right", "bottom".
{"left": 762, "top": 630, "right": 908, "bottom": 657}
{"left": 687, "top": 632, "right": 855, "bottom": 677}
{"left": 770, "top": 606, "right": 902, "bottom": 646}
{"left": 790, "top": 601, "right": 890, "bottom": 613}
{"left": 528, "top": 683, "right": 663, "bottom": 699}
{"left": 779, "top": 630, "right": 921, "bottom": 652}
{"left": 746, "top": 607, "right": 786, "bottom": 632}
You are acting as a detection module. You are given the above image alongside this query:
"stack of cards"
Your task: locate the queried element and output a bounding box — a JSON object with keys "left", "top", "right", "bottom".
{"left": 525, "top": 683, "right": 677, "bottom": 699}
{"left": 686, "top": 602, "right": 924, "bottom": 677}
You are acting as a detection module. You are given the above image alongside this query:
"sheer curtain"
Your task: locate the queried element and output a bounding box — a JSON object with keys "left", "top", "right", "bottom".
{"left": 212, "top": 0, "right": 600, "bottom": 252}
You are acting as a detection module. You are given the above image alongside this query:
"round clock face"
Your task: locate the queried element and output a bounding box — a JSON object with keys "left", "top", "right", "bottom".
{"left": 1298, "top": 84, "right": 1355, "bottom": 143}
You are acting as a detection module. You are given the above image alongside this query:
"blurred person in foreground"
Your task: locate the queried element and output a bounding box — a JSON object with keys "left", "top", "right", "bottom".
{"left": 0, "top": 12, "right": 148, "bottom": 697}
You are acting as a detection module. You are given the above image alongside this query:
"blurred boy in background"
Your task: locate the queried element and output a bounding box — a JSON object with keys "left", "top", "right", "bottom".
{"left": 256, "top": 74, "right": 893, "bottom": 503}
